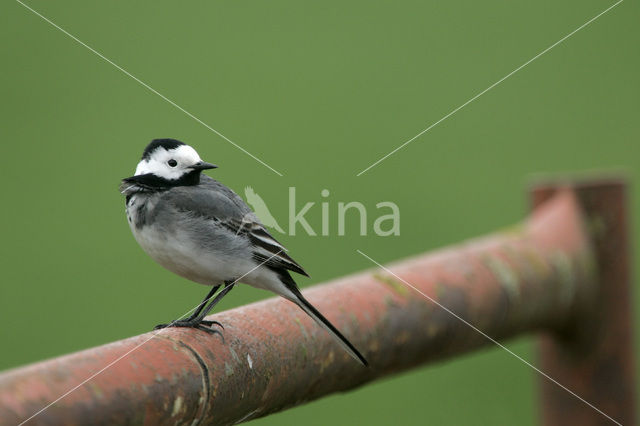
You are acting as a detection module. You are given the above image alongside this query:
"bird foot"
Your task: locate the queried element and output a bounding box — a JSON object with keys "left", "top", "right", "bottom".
{"left": 154, "top": 318, "right": 224, "bottom": 335}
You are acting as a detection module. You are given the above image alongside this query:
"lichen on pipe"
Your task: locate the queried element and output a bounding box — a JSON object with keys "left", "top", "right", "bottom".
{"left": 0, "top": 188, "right": 597, "bottom": 425}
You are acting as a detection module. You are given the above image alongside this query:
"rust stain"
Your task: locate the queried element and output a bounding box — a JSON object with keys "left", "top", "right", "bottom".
{"left": 550, "top": 250, "right": 576, "bottom": 308}
{"left": 319, "top": 351, "right": 335, "bottom": 374}
{"left": 484, "top": 255, "right": 520, "bottom": 301}
{"left": 373, "top": 273, "right": 409, "bottom": 297}
{"left": 394, "top": 331, "right": 411, "bottom": 345}
{"left": 294, "top": 317, "right": 309, "bottom": 339}
{"left": 224, "top": 362, "right": 235, "bottom": 378}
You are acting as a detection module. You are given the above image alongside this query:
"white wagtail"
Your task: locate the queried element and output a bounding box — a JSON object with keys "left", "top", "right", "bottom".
{"left": 120, "top": 139, "right": 368, "bottom": 366}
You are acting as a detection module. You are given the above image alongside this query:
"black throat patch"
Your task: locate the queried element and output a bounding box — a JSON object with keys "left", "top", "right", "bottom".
{"left": 122, "top": 170, "right": 202, "bottom": 191}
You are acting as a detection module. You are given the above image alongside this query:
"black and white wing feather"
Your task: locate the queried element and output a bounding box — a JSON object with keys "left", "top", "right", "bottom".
{"left": 243, "top": 222, "right": 308, "bottom": 276}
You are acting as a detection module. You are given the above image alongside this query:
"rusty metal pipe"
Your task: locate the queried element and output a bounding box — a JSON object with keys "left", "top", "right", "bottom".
{"left": 0, "top": 181, "right": 633, "bottom": 425}
{"left": 533, "top": 180, "right": 635, "bottom": 425}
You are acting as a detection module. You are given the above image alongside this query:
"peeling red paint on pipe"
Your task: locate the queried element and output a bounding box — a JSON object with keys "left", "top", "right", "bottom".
{"left": 0, "top": 180, "right": 634, "bottom": 425}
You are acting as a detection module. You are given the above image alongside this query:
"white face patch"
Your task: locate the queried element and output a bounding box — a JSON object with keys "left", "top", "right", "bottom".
{"left": 134, "top": 145, "right": 203, "bottom": 180}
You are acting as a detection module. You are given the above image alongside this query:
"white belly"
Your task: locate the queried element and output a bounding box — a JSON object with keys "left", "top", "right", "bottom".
{"left": 131, "top": 221, "right": 259, "bottom": 285}
{"left": 125, "top": 195, "right": 289, "bottom": 296}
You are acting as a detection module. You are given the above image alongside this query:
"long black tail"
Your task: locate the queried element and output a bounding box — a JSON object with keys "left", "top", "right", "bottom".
{"left": 279, "top": 273, "right": 368, "bottom": 366}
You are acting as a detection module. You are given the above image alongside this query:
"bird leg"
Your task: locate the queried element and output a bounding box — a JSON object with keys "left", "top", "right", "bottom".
{"left": 183, "top": 285, "right": 220, "bottom": 322}
{"left": 154, "top": 281, "right": 236, "bottom": 334}
{"left": 193, "top": 280, "right": 236, "bottom": 322}
{"left": 154, "top": 284, "right": 222, "bottom": 332}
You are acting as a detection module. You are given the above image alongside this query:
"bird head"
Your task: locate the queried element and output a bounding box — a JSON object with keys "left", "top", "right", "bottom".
{"left": 121, "top": 139, "right": 217, "bottom": 191}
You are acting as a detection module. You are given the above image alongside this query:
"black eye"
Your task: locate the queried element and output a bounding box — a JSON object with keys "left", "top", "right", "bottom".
{"left": 167, "top": 159, "right": 178, "bottom": 167}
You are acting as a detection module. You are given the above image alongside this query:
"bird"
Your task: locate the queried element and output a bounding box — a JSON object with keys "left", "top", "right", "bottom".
{"left": 120, "top": 138, "right": 368, "bottom": 366}
{"left": 244, "top": 186, "right": 285, "bottom": 234}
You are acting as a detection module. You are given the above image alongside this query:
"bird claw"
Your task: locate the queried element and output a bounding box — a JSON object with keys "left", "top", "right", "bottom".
{"left": 199, "top": 319, "right": 224, "bottom": 329}
{"left": 154, "top": 319, "right": 224, "bottom": 335}
{"left": 195, "top": 324, "right": 223, "bottom": 336}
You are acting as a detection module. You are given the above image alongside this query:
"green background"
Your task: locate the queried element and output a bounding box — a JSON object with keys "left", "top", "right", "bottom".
{"left": 1, "top": 0, "right": 638, "bottom": 424}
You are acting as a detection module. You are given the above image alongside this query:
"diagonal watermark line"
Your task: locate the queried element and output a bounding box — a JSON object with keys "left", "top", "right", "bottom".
{"left": 18, "top": 250, "right": 284, "bottom": 426}
{"left": 15, "top": 0, "right": 284, "bottom": 177}
{"left": 356, "top": 249, "right": 622, "bottom": 425}
{"left": 356, "top": 0, "right": 623, "bottom": 176}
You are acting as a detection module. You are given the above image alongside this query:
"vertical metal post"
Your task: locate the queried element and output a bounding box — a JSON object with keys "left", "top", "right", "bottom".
{"left": 532, "top": 179, "right": 636, "bottom": 425}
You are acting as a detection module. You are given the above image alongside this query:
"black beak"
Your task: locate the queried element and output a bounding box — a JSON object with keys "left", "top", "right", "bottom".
{"left": 191, "top": 161, "right": 218, "bottom": 171}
